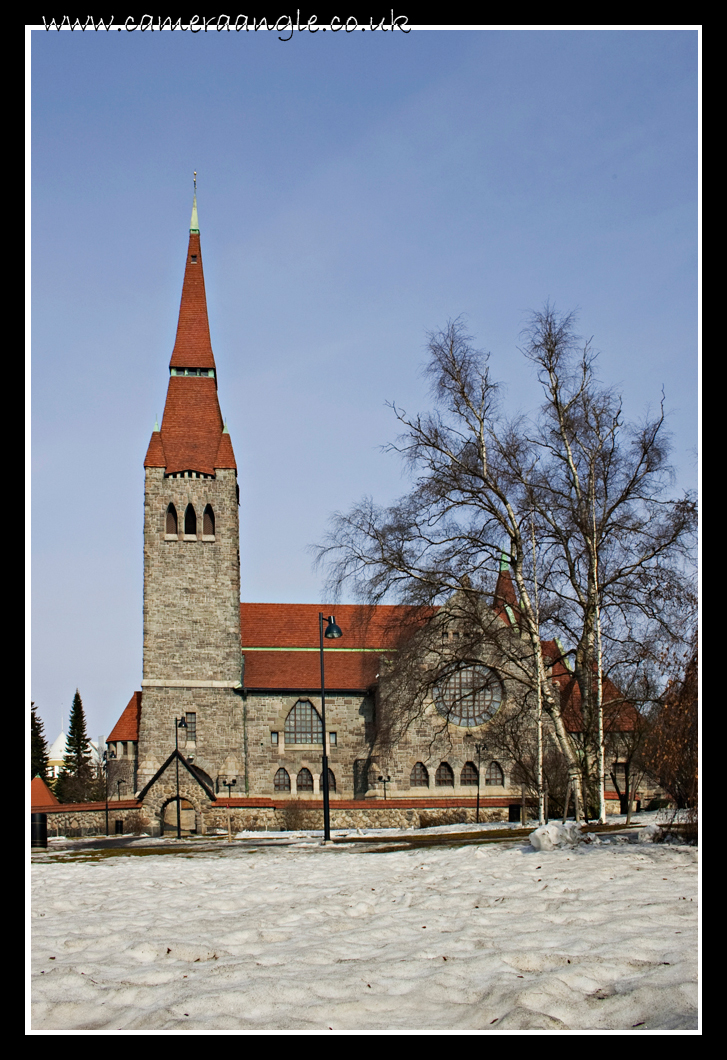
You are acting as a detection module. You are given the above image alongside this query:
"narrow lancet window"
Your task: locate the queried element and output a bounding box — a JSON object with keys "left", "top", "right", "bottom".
{"left": 166, "top": 503, "right": 178, "bottom": 536}
{"left": 185, "top": 504, "right": 197, "bottom": 536}
{"left": 203, "top": 504, "right": 215, "bottom": 536}
{"left": 296, "top": 768, "right": 314, "bottom": 792}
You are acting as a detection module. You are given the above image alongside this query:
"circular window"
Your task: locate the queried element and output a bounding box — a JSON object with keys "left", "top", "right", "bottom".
{"left": 434, "top": 664, "right": 502, "bottom": 727}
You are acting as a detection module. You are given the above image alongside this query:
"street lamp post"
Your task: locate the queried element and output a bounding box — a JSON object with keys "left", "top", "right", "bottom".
{"left": 102, "top": 749, "right": 115, "bottom": 836}
{"left": 174, "top": 716, "right": 187, "bottom": 839}
{"left": 117, "top": 779, "right": 126, "bottom": 801}
{"left": 319, "top": 613, "right": 342, "bottom": 843}
{"left": 475, "top": 742, "right": 486, "bottom": 824}
{"left": 378, "top": 774, "right": 391, "bottom": 800}
{"left": 224, "top": 778, "right": 237, "bottom": 841}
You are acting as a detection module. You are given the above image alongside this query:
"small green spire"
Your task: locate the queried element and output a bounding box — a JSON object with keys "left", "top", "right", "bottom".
{"left": 190, "top": 171, "right": 200, "bottom": 233}
{"left": 222, "top": 420, "right": 229, "bottom": 435}
{"left": 499, "top": 551, "right": 510, "bottom": 572}
{"left": 154, "top": 416, "right": 159, "bottom": 432}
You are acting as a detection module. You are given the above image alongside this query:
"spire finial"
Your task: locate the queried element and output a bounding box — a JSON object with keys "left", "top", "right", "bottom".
{"left": 190, "top": 172, "right": 200, "bottom": 234}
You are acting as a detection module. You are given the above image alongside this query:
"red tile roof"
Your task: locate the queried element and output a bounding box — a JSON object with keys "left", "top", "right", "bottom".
{"left": 214, "top": 431, "right": 237, "bottom": 470}
{"left": 31, "top": 776, "right": 59, "bottom": 807}
{"left": 169, "top": 232, "right": 216, "bottom": 370}
{"left": 540, "top": 640, "right": 636, "bottom": 732}
{"left": 157, "top": 375, "right": 233, "bottom": 475}
{"left": 240, "top": 603, "right": 435, "bottom": 692}
{"left": 493, "top": 566, "right": 521, "bottom": 627}
{"left": 244, "top": 649, "right": 386, "bottom": 691}
{"left": 145, "top": 229, "right": 236, "bottom": 475}
{"left": 240, "top": 602, "right": 433, "bottom": 649}
{"left": 143, "top": 430, "right": 166, "bottom": 468}
{"left": 107, "top": 691, "right": 142, "bottom": 742}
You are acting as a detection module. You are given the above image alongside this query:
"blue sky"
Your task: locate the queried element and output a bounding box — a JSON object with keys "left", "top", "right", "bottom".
{"left": 31, "top": 27, "right": 699, "bottom": 741}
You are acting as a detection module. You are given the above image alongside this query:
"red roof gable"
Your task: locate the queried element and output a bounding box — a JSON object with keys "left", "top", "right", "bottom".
{"left": 108, "top": 691, "right": 142, "bottom": 742}
{"left": 31, "top": 776, "right": 59, "bottom": 807}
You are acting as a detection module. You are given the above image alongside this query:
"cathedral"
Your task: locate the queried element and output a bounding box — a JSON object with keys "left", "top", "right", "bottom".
{"left": 103, "top": 190, "right": 607, "bottom": 835}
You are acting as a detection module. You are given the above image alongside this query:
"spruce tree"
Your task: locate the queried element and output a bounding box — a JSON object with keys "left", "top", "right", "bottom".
{"left": 31, "top": 703, "right": 49, "bottom": 781}
{"left": 55, "top": 689, "right": 94, "bottom": 803}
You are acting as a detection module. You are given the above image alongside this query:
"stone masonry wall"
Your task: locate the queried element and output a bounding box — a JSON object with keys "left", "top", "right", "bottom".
{"left": 138, "top": 465, "right": 242, "bottom": 789}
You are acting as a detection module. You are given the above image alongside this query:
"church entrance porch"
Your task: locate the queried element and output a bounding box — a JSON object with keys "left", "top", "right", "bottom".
{"left": 161, "top": 797, "right": 197, "bottom": 835}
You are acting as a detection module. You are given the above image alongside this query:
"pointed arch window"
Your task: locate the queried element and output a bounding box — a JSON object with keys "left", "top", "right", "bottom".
{"left": 274, "top": 767, "right": 291, "bottom": 792}
{"left": 320, "top": 769, "right": 336, "bottom": 793}
{"left": 284, "top": 700, "right": 323, "bottom": 744}
{"left": 296, "top": 768, "right": 314, "bottom": 792}
{"left": 184, "top": 504, "right": 197, "bottom": 537}
{"left": 435, "top": 762, "right": 454, "bottom": 787}
{"left": 460, "top": 761, "right": 479, "bottom": 786}
{"left": 410, "top": 762, "right": 429, "bottom": 788}
{"left": 203, "top": 504, "right": 215, "bottom": 537}
{"left": 485, "top": 761, "right": 504, "bottom": 786}
{"left": 166, "top": 503, "right": 178, "bottom": 536}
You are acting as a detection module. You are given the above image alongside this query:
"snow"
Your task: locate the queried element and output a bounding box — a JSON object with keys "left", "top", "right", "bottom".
{"left": 30, "top": 817, "right": 699, "bottom": 1032}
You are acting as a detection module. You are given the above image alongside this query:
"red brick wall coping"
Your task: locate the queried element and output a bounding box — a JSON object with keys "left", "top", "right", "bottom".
{"left": 32, "top": 800, "right": 142, "bottom": 814}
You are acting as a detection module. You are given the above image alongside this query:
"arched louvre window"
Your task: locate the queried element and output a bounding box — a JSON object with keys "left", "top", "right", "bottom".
{"left": 284, "top": 700, "right": 323, "bottom": 744}
{"left": 166, "top": 503, "right": 178, "bottom": 535}
{"left": 410, "top": 762, "right": 429, "bottom": 787}
{"left": 184, "top": 504, "right": 197, "bottom": 536}
{"left": 485, "top": 761, "right": 504, "bottom": 786}
{"left": 296, "top": 767, "right": 314, "bottom": 792}
{"left": 435, "top": 762, "right": 454, "bottom": 787}
{"left": 203, "top": 504, "right": 215, "bottom": 536}
{"left": 460, "top": 761, "right": 479, "bottom": 786}
{"left": 320, "top": 769, "right": 336, "bottom": 793}
{"left": 274, "top": 767, "right": 291, "bottom": 792}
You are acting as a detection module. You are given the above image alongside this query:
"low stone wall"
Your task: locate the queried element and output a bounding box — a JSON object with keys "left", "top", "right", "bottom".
{"left": 34, "top": 803, "right": 148, "bottom": 837}
{"left": 35, "top": 795, "right": 630, "bottom": 837}
{"left": 201, "top": 803, "right": 514, "bottom": 833}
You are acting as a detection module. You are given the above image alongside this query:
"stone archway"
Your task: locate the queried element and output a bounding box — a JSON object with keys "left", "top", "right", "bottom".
{"left": 161, "top": 797, "right": 197, "bottom": 835}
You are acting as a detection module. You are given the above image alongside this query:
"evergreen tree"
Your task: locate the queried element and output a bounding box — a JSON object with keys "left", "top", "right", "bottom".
{"left": 31, "top": 703, "right": 49, "bottom": 781}
{"left": 55, "top": 689, "right": 94, "bottom": 803}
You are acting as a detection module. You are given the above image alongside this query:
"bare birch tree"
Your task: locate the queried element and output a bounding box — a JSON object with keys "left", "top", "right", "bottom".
{"left": 317, "top": 309, "right": 696, "bottom": 821}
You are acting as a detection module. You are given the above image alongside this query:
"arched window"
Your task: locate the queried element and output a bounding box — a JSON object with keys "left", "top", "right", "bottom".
{"left": 296, "top": 767, "right": 314, "bottom": 792}
{"left": 485, "top": 761, "right": 504, "bottom": 786}
{"left": 284, "top": 700, "right": 323, "bottom": 744}
{"left": 166, "top": 503, "right": 178, "bottom": 535}
{"left": 410, "top": 762, "right": 429, "bottom": 787}
{"left": 274, "top": 767, "right": 291, "bottom": 792}
{"left": 184, "top": 504, "right": 197, "bottom": 536}
{"left": 203, "top": 504, "right": 215, "bottom": 536}
{"left": 460, "top": 761, "right": 479, "bottom": 786}
{"left": 321, "top": 769, "right": 336, "bottom": 793}
{"left": 435, "top": 762, "right": 454, "bottom": 787}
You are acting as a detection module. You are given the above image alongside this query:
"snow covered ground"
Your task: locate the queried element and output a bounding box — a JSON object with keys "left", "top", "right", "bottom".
{"left": 30, "top": 818, "right": 699, "bottom": 1032}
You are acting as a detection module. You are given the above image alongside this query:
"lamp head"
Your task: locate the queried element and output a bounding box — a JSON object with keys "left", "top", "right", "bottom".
{"left": 324, "top": 615, "right": 342, "bottom": 640}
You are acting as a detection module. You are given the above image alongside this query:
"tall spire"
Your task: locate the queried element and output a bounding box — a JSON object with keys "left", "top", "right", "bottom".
{"left": 189, "top": 170, "right": 200, "bottom": 234}
{"left": 144, "top": 180, "right": 236, "bottom": 477}
{"left": 169, "top": 174, "right": 215, "bottom": 372}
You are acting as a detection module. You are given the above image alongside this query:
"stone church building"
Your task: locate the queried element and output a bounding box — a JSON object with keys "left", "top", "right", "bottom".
{"left": 98, "top": 191, "right": 632, "bottom": 836}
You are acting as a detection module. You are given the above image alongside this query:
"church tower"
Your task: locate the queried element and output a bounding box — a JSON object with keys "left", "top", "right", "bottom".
{"left": 137, "top": 183, "right": 242, "bottom": 792}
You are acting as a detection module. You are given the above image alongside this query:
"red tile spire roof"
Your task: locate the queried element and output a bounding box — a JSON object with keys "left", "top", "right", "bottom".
{"left": 494, "top": 555, "right": 521, "bottom": 627}
{"left": 107, "top": 691, "right": 142, "bottom": 742}
{"left": 144, "top": 186, "right": 237, "bottom": 475}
